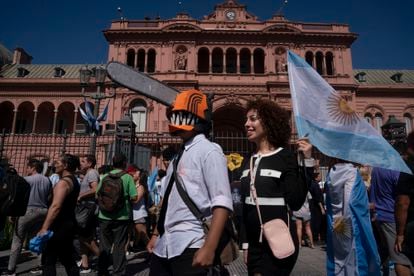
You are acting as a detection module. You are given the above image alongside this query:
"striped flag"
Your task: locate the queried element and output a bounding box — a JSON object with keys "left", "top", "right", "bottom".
{"left": 287, "top": 50, "right": 411, "bottom": 174}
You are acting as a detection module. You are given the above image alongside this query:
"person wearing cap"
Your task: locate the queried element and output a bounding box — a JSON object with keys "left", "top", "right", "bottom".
{"left": 147, "top": 90, "right": 233, "bottom": 275}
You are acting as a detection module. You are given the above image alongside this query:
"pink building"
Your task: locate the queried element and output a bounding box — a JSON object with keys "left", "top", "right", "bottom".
{"left": 1, "top": 0, "right": 414, "bottom": 173}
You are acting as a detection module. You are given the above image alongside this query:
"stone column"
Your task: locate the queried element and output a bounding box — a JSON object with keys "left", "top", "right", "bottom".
{"left": 250, "top": 53, "right": 254, "bottom": 74}
{"left": 32, "top": 109, "right": 38, "bottom": 133}
{"left": 209, "top": 51, "right": 212, "bottom": 73}
{"left": 236, "top": 52, "right": 240, "bottom": 74}
{"left": 322, "top": 54, "right": 326, "bottom": 75}
{"left": 52, "top": 109, "right": 58, "bottom": 134}
{"left": 223, "top": 52, "right": 226, "bottom": 73}
{"left": 11, "top": 109, "right": 18, "bottom": 134}
{"left": 144, "top": 51, "right": 148, "bottom": 73}
{"left": 73, "top": 109, "right": 78, "bottom": 133}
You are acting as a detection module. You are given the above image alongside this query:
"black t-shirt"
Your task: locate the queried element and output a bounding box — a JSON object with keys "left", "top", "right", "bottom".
{"left": 396, "top": 160, "right": 414, "bottom": 223}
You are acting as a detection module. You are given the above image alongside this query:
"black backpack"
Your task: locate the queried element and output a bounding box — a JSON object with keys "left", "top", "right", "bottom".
{"left": 0, "top": 168, "right": 31, "bottom": 217}
{"left": 97, "top": 171, "right": 125, "bottom": 213}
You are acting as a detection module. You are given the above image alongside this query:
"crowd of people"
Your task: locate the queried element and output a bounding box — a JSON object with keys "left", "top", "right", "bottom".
{"left": 0, "top": 94, "right": 413, "bottom": 276}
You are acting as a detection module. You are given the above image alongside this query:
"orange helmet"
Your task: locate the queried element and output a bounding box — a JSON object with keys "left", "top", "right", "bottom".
{"left": 167, "top": 89, "right": 210, "bottom": 133}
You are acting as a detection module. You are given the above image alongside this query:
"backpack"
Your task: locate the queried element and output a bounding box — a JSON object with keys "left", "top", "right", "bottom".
{"left": 0, "top": 168, "right": 31, "bottom": 217}
{"left": 97, "top": 171, "right": 126, "bottom": 213}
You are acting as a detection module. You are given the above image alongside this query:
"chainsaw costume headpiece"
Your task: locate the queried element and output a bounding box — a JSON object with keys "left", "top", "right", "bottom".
{"left": 167, "top": 89, "right": 211, "bottom": 134}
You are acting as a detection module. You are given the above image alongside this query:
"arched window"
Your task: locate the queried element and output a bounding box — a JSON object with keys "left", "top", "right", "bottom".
{"left": 226, "top": 48, "right": 237, "bottom": 73}
{"left": 315, "top": 52, "right": 324, "bottom": 75}
{"left": 374, "top": 113, "right": 383, "bottom": 133}
{"left": 16, "top": 102, "right": 35, "bottom": 134}
{"left": 197, "top": 47, "right": 209, "bottom": 73}
{"left": 240, "top": 48, "right": 251, "bottom": 74}
{"left": 0, "top": 101, "right": 14, "bottom": 133}
{"left": 253, "top": 48, "right": 265, "bottom": 74}
{"left": 137, "top": 49, "right": 146, "bottom": 72}
{"left": 212, "top": 48, "right": 223, "bottom": 73}
{"left": 147, "top": 49, "right": 156, "bottom": 73}
{"left": 364, "top": 113, "right": 373, "bottom": 125}
{"left": 126, "top": 49, "right": 136, "bottom": 68}
{"left": 57, "top": 102, "right": 76, "bottom": 134}
{"left": 305, "top": 51, "right": 314, "bottom": 67}
{"left": 36, "top": 102, "right": 55, "bottom": 133}
{"left": 404, "top": 113, "right": 412, "bottom": 134}
{"left": 326, "top": 52, "right": 334, "bottom": 76}
{"left": 130, "top": 100, "right": 147, "bottom": 132}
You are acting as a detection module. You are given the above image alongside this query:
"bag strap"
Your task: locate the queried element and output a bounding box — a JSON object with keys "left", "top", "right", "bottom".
{"left": 108, "top": 171, "right": 126, "bottom": 178}
{"left": 156, "top": 148, "right": 184, "bottom": 236}
{"left": 249, "top": 156, "right": 290, "bottom": 243}
{"left": 173, "top": 157, "right": 207, "bottom": 229}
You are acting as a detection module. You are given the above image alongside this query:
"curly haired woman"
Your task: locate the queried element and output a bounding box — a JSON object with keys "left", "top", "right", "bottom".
{"left": 240, "top": 99, "right": 315, "bottom": 276}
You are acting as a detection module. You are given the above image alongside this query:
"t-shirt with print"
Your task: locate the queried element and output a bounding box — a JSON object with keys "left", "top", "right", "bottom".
{"left": 96, "top": 169, "right": 137, "bottom": 221}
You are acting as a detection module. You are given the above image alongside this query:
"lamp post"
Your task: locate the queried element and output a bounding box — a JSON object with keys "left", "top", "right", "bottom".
{"left": 381, "top": 115, "right": 407, "bottom": 151}
{"left": 79, "top": 65, "right": 115, "bottom": 156}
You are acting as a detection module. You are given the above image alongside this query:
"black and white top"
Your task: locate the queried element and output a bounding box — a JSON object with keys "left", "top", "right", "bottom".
{"left": 240, "top": 147, "right": 313, "bottom": 248}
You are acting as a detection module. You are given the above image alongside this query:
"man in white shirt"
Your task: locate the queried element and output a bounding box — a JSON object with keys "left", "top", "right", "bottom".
{"left": 147, "top": 90, "right": 233, "bottom": 275}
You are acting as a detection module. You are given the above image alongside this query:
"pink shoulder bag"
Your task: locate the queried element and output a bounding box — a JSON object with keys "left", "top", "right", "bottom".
{"left": 250, "top": 156, "right": 295, "bottom": 259}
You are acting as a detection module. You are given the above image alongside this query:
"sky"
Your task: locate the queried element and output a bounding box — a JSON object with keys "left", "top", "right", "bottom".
{"left": 1, "top": 0, "right": 413, "bottom": 69}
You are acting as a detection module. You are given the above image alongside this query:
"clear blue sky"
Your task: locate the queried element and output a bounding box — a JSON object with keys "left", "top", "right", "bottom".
{"left": 1, "top": 0, "right": 413, "bottom": 69}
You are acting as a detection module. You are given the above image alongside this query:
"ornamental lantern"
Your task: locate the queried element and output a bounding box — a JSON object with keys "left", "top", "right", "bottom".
{"left": 381, "top": 115, "right": 406, "bottom": 147}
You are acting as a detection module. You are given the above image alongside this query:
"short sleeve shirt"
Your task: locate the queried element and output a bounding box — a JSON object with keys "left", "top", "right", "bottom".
{"left": 80, "top": 168, "right": 100, "bottom": 194}
{"left": 97, "top": 169, "right": 137, "bottom": 221}
{"left": 396, "top": 160, "right": 414, "bottom": 223}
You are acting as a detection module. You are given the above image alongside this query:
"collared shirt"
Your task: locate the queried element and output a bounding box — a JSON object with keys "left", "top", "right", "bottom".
{"left": 153, "top": 134, "right": 233, "bottom": 259}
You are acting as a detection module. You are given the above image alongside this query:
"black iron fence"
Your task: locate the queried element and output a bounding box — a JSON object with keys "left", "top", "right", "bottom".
{"left": 0, "top": 129, "right": 331, "bottom": 181}
{"left": 0, "top": 130, "right": 253, "bottom": 175}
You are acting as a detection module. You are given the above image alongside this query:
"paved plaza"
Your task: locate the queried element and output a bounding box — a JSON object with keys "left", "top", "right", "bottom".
{"left": 0, "top": 244, "right": 328, "bottom": 276}
{"left": 1, "top": 243, "right": 398, "bottom": 275}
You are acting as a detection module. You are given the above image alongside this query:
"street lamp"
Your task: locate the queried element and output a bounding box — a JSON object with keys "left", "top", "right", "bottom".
{"left": 79, "top": 65, "right": 115, "bottom": 156}
{"left": 381, "top": 115, "right": 407, "bottom": 153}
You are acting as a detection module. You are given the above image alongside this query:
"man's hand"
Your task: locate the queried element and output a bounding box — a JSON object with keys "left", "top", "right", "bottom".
{"left": 146, "top": 235, "right": 158, "bottom": 254}
{"left": 395, "top": 234, "right": 405, "bottom": 253}
{"left": 192, "top": 245, "right": 215, "bottom": 268}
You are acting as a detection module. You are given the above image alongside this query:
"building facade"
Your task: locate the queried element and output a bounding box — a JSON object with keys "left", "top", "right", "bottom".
{"left": 1, "top": 0, "right": 414, "bottom": 172}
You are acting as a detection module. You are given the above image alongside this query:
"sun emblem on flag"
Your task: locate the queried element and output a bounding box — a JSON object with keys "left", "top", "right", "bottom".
{"left": 326, "top": 91, "right": 360, "bottom": 125}
{"left": 332, "top": 216, "right": 352, "bottom": 239}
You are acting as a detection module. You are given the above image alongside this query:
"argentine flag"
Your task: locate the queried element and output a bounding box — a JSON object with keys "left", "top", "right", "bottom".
{"left": 287, "top": 51, "right": 411, "bottom": 174}
{"left": 326, "top": 163, "right": 380, "bottom": 275}
{"left": 148, "top": 167, "right": 159, "bottom": 206}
